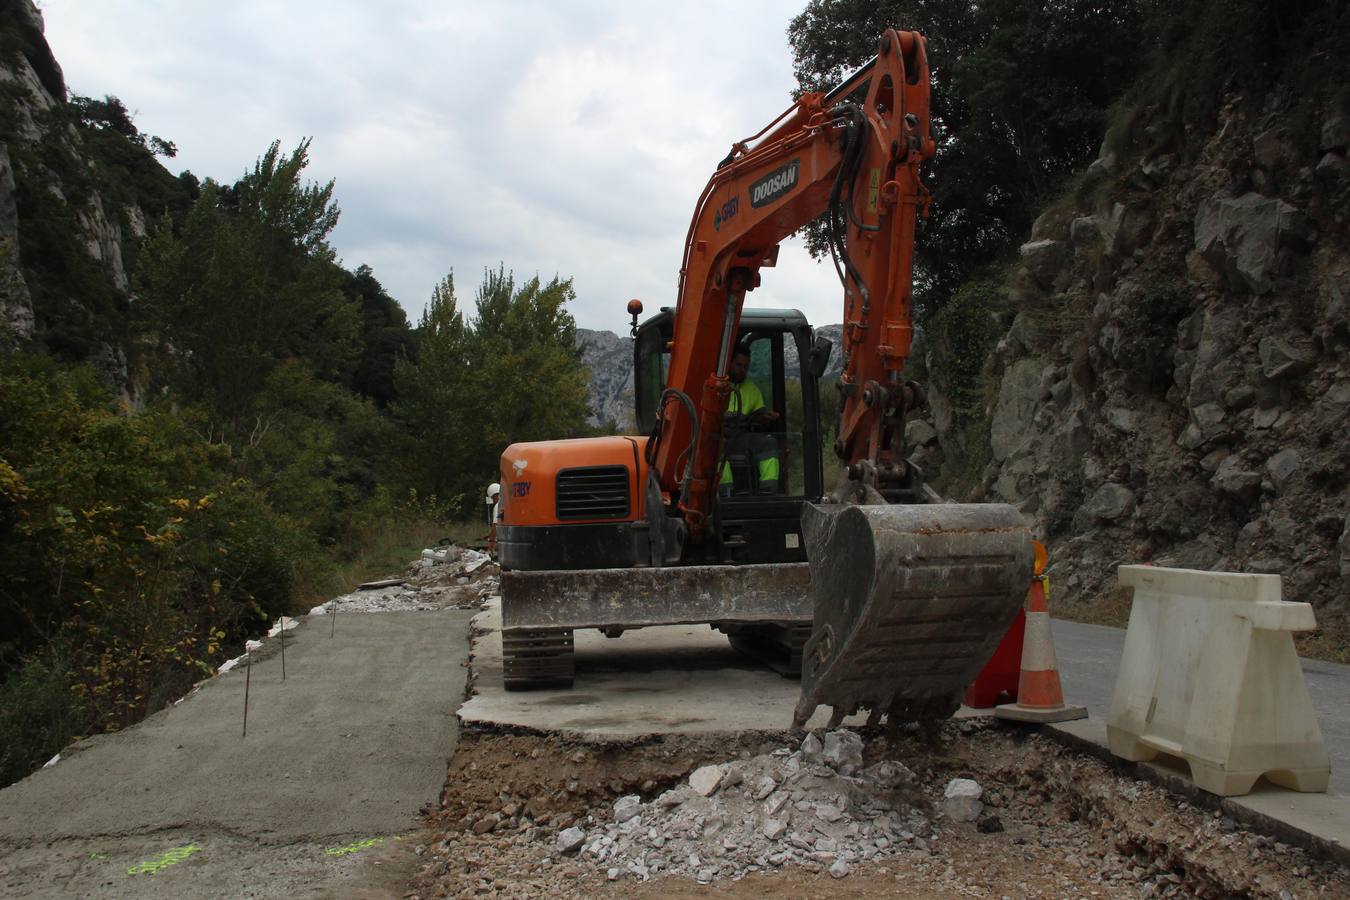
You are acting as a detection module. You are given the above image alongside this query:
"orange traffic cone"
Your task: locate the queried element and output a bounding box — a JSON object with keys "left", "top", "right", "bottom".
{"left": 995, "top": 542, "right": 1087, "bottom": 724}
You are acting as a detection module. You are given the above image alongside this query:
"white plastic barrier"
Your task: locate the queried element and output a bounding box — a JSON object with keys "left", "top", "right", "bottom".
{"left": 1106, "top": 565, "right": 1329, "bottom": 796}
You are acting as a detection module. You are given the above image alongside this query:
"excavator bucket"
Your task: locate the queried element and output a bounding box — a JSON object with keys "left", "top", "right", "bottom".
{"left": 794, "top": 503, "right": 1033, "bottom": 728}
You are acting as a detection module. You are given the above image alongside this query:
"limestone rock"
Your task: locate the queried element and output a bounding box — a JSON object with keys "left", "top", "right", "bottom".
{"left": 1019, "top": 239, "right": 1069, "bottom": 290}
{"left": 829, "top": 858, "right": 851, "bottom": 879}
{"left": 1316, "top": 152, "right": 1347, "bottom": 182}
{"left": 556, "top": 826, "right": 586, "bottom": 854}
{"left": 689, "top": 765, "right": 724, "bottom": 797}
{"left": 1252, "top": 128, "right": 1286, "bottom": 169}
{"left": 1085, "top": 482, "right": 1135, "bottom": 521}
{"left": 942, "top": 779, "right": 984, "bottom": 822}
{"left": 1321, "top": 109, "right": 1350, "bottom": 152}
{"left": 1105, "top": 202, "right": 1155, "bottom": 257}
{"left": 905, "top": 418, "right": 938, "bottom": 448}
{"left": 1265, "top": 449, "right": 1299, "bottom": 488}
{"left": 1070, "top": 215, "right": 1102, "bottom": 246}
{"left": 1258, "top": 334, "right": 1316, "bottom": 379}
{"left": 1212, "top": 457, "right": 1262, "bottom": 503}
{"left": 800, "top": 732, "right": 823, "bottom": 763}
{"left": 613, "top": 795, "right": 641, "bottom": 823}
{"left": 990, "top": 358, "right": 1044, "bottom": 462}
{"left": 1194, "top": 191, "right": 1305, "bottom": 294}
{"left": 820, "top": 730, "right": 863, "bottom": 775}
{"left": 1339, "top": 514, "right": 1350, "bottom": 577}
{"left": 861, "top": 760, "right": 916, "bottom": 788}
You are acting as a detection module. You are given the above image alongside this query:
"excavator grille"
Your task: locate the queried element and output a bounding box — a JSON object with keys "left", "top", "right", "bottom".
{"left": 555, "top": 465, "right": 629, "bottom": 520}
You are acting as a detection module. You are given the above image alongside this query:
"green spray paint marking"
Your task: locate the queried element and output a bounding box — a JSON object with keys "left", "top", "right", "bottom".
{"left": 126, "top": 843, "right": 202, "bottom": 875}
{"left": 325, "top": 836, "right": 384, "bottom": 856}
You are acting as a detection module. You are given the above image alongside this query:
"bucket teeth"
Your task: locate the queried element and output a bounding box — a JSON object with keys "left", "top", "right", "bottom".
{"left": 794, "top": 503, "right": 1032, "bottom": 729}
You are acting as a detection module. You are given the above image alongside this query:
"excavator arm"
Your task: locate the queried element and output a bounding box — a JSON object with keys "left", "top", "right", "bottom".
{"left": 651, "top": 29, "right": 935, "bottom": 540}
{"left": 648, "top": 29, "right": 1034, "bottom": 728}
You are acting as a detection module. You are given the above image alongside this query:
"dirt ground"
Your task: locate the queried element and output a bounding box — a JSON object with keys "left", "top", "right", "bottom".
{"left": 406, "top": 720, "right": 1349, "bottom": 899}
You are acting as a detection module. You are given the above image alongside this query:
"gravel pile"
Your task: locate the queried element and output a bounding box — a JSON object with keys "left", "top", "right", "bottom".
{"left": 554, "top": 731, "right": 938, "bottom": 883}
{"left": 309, "top": 546, "right": 501, "bottom": 615}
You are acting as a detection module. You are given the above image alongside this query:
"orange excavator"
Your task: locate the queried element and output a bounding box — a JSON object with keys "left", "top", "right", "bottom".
{"left": 496, "top": 29, "right": 1032, "bottom": 728}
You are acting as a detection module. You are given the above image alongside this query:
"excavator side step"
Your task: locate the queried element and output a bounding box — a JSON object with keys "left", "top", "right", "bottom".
{"left": 502, "top": 628, "right": 575, "bottom": 691}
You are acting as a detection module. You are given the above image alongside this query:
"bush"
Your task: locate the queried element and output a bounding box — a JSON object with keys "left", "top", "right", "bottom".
{"left": 0, "top": 651, "right": 91, "bottom": 787}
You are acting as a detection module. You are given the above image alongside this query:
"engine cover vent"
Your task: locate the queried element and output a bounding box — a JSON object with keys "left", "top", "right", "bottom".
{"left": 556, "top": 465, "right": 630, "bottom": 520}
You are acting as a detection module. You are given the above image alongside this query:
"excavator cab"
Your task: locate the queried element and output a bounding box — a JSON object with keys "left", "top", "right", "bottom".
{"left": 634, "top": 307, "right": 827, "bottom": 566}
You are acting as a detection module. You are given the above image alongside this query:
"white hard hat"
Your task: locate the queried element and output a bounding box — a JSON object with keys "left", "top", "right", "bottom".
{"left": 486, "top": 482, "right": 501, "bottom": 502}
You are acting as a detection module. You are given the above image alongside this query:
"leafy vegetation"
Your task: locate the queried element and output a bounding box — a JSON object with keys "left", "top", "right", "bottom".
{"left": 393, "top": 268, "right": 592, "bottom": 516}
{"left": 0, "top": 78, "right": 593, "bottom": 785}
{"left": 788, "top": 0, "right": 1156, "bottom": 309}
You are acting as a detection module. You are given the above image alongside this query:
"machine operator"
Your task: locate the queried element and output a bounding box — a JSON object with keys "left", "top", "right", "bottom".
{"left": 720, "top": 344, "right": 781, "bottom": 494}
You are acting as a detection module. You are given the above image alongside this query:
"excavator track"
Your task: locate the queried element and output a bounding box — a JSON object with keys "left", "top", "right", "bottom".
{"left": 502, "top": 628, "right": 575, "bottom": 690}
{"left": 794, "top": 502, "right": 1032, "bottom": 728}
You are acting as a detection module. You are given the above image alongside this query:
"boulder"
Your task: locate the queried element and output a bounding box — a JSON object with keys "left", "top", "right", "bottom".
{"left": 1105, "top": 202, "right": 1155, "bottom": 257}
{"left": 942, "top": 779, "right": 984, "bottom": 822}
{"left": 1069, "top": 216, "right": 1102, "bottom": 246}
{"left": 1211, "top": 457, "right": 1262, "bottom": 503}
{"left": 1316, "top": 152, "right": 1347, "bottom": 182}
{"left": 556, "top": 826, "right": 586, "bottom": 854}
{"left": 689, "top": 765, "right": 724, "bottom": 797}
{"left": 1321, "top": 110, "right": 1350, "bottom": 152}
{"left": 990, "top": 359, "right": 1045, "bottom": 461}
{"left": 1264, "top": 449, "right": 1299, "bottom": 488}
{"left": 1194, "top": 191, "right": 1305, "bottom": 294}
{"left": 904, "top": 418, "right": 938, "bottom": 448}
{"left": 1085, "top": 482, "right": 1136, "bottom": 521}
{"left": 1252, "top": 128, "right": 1286, "bottom": 169}
{"left": 613, "top": 795, "right": 641, "bottom": 823}
{"left": 1258, "top": 334, "right": 1316, "bottom": 379}
{"left": 1340, "top": 514, "right": 1350, "bottom": 577}
{"left": 820, "top": 730, "right": 864, "bottom": 774}
{"left": 1019, "top": 239, "right": 1069, "bottom": 290}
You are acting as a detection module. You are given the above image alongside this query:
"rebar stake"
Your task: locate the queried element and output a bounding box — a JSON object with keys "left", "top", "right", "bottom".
{"left": 280, "top": 621, "right": 286, "bottom": 681}
{"left": 330, "top": 597, "right": 337, "bottom": 638}
{"left": 243, "top": 647, "right": 251, "bottom": 738}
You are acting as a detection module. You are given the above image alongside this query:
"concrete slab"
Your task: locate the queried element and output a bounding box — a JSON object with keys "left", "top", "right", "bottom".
{"left": 459, "top": 600, "right": 866, "bottom": 736}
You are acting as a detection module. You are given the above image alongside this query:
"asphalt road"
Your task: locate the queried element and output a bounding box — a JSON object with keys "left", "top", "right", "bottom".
{"left": 0, "top": 609, "right": 473, "bottom": 899}
{"left": 1052, "top": 618, "right": 1350, "bottom": 795}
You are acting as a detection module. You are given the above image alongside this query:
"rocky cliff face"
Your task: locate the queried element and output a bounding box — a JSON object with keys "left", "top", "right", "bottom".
{"left": 577, "top": 327, "right": 635, "bottom": 429}
{"left": 920, "top": 91, "right": 1350, "bottom": 641}
{"left": 0, "top": 0, "right": 148, "bottom": 401}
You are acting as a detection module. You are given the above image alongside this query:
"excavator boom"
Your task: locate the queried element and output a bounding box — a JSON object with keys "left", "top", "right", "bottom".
{"left": 640, "top": 29, "right": 1033, "bottom": 725}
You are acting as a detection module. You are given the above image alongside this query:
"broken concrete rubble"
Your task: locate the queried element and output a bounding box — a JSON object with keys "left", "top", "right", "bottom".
{"left": 555, "top": 731, "right": 932, "bottom": 883}
{"left": 942, "top": 779, "right": 984, "bottom": 823}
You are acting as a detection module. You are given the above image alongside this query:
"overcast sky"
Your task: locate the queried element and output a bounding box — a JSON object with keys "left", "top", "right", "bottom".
{"left": 40, "top": 0, "right": 846, "bottom": 332}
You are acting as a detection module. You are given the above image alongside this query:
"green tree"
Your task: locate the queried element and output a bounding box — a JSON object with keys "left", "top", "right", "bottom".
{"left": 344, "top": 264, "right": 415, "bottom": 407}
{"left": 393, "top": 268, "right": 591, "bottom": 515}
{"left": 788, "top": 0, "right": 1155, "bottom": 307}
{"left": 136, "top": 139, "right": 359, "bottom": 422}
